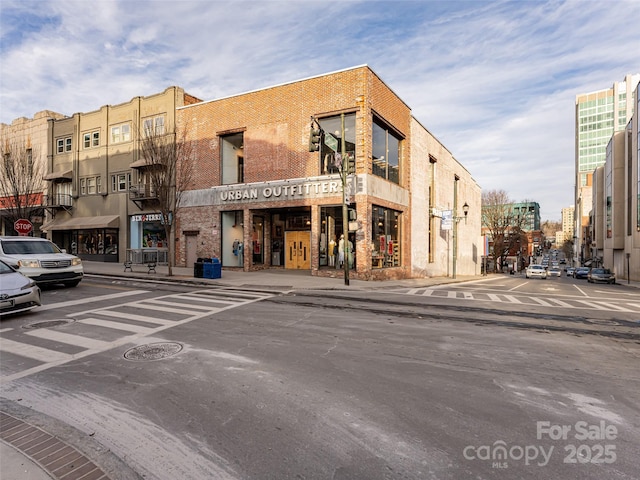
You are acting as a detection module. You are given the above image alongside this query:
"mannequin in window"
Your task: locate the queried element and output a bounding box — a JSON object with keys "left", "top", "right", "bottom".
{"left": 338, "top": 234, "right": 345, "bottom": 269}
{"left": 328, "top": 235, "right": 337, "bottom": 267}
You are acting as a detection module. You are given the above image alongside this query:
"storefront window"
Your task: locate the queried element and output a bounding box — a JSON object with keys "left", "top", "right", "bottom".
{"left": 319, "top": 206, "right": 353, "bottom": 269}
{"left": 371, "top": 206, "right": 401, "bottom": 268}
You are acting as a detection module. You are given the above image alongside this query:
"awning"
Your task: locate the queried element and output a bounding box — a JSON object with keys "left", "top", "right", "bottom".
{"left": 129, "top": 159, "right": 160, "bottom": 168}
{"left": 41, "top": 215, "right": 120, "bottom": 231}
{"left": 43, "top": 170, "right": 73, "bottom": 181}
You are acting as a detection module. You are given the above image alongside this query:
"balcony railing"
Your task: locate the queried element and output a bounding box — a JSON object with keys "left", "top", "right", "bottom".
{"left": 129, "top": 184, "right": 158, "bottom": 200}
{"left": 43, "top": 193, "right": 73, "bottom": 208}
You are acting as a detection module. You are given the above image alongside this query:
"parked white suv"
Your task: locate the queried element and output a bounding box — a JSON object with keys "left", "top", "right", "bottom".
{"left": 0, "top": 236, "right": 83, "bottom": 287}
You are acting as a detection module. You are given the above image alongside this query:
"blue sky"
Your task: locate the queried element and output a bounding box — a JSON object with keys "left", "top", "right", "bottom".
{"left": 2, "top": 0, "right": 639, "bottom": 221}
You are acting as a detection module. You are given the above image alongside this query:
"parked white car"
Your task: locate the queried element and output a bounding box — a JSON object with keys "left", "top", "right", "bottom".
{"left": 0, "top": 236, "right": 83, "bottom": 287}
{"left": 525, "top": 264, "right": 547, "bottom": 279}
{"left": 0, "top": 260, "right": 41, "bottom": 316}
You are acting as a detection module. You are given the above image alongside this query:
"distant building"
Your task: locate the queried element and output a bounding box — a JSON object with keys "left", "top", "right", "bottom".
{"left": 575, "top": 74, "right": 640, "bottom": 266}
{"left": 507, "top": 202, "right": 540, "bottom": 231}
{"left": 561, "top": 206, "right": 574, "bottom": 244}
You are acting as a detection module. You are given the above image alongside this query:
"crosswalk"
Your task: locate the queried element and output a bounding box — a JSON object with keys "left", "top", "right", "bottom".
{"left": 0, "top": 288, "right": 275, "bottom": 382}
{"left": 395, "top": 287, "right": 640, "bottom": 313}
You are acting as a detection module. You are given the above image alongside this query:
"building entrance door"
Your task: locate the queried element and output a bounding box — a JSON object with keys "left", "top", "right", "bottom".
{"left": 285, "top": 231, "right": 310, "bottom": 270}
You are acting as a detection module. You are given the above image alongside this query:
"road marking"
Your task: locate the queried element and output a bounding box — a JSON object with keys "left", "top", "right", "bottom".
{"left": 531, "top": 297, "right": 552, "bottom": 307}
{"left": 93, "top": 309, "right": 177, "bottom": 325}
{"left": 509, "top": 283, "right": 526, "bottom": 291}
{"left": 79, "top": 317, "right": 154, "bottom": 333}
{"left": 38, "top": 290, "right": 149, "bottom": 311}
{"left": 593, "top": 302, "right": 633, "bottom": 312}
{"left": 503, "top": 295, "right": 522, "bottom": 304}
{"left": 447, "top": 291, "right": 457, "bottom": 298}
{"left": 0, "top": 338, "right": 71, "bottom": 362}
{"left": 420, "top": 289, "right": 434, "bottom": 296}
{"left": 548, "top": 298, "right": 574, "bottom": 308}
{"left": 128, "top": 302, "right": 200, "bottom": 315}
{"left": 487, "top": 294, "right": 501, "bottom": 302}
{"left": 574, "top": 299, "right": 607, "bottom": 310}
{"left": 463, "top": 291, "right": 474, "bottom": 299}
{"left": 573, "top": 285, "right": 589, "bottom": 297}
{"left": 145, "top": 299, "right": 223, "bottom": 311}
{"left": 24, "top": 329, "right": 110, "bottom": 350}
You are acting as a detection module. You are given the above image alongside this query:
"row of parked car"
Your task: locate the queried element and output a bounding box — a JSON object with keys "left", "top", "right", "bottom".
{"left": 525, "top": 263, "right": 615, "bottom": 283}
{"left": 0, "top": 236, "right": 84, "bottom": 317}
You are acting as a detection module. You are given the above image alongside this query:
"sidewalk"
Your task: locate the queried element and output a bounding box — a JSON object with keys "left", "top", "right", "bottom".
{"left": 82, "top": 260, "right": 489, "bottom": 290}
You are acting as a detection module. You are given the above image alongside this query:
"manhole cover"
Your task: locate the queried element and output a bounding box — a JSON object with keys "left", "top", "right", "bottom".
{"left": 22, "top": 319, "right": 74, "bottom": 330}
{"left": 124, "top": 342, "right": 183, "bottom": 361}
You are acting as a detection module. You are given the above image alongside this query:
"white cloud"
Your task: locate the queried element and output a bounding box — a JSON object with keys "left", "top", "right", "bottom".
{"left": 1, "top": 0, "right": 639, "bottom": 220}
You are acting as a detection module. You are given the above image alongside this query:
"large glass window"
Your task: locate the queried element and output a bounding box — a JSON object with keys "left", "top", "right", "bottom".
{"left": 221, "top": 132, "right": 244, "bottom": 184}
{"left": 372, "top": 118, "right": 401, "bottom": 184}
{"left": 318, "top": 113, "right": 356, "bottom": 175}
{"left": 371, "top": 205, "right": 401, "bottom": 268}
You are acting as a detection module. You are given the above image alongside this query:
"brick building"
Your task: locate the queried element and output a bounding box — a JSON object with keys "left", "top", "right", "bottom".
{"left": 177, "top": 66, "right": 481, "bottom": 280}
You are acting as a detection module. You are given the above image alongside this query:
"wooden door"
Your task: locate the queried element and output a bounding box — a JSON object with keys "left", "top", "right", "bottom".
{"left": 285, "top": 231, "right": 310, "bottom": 269}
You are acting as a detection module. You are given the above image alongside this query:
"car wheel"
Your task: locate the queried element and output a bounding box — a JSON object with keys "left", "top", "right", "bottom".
{"left": 64, "top": 280, "right": 81, "bottom": 288}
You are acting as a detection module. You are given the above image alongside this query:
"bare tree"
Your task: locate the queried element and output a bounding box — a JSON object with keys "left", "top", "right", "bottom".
{"left": 137, "top": 123, "right": 194, "bottom": 276}
{"left": 0, "top": 138, "right": 44, "bottom": 232}
{"left": 482, "top": 189, "right": 527, "bottom": 272}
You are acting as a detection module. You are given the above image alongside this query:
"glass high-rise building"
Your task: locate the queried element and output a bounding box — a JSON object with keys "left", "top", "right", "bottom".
{"left": 575, "top": 74, "right": 640, "bottom": 188}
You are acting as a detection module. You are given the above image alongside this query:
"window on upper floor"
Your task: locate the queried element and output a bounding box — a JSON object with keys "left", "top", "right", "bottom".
{"left": 83, "top": 131, "right": 100, "bottom": 149}
{"left": 110, "top": 123, "right": 131, "bottom": 143}
{"left": 143, "top": 116, "right": 165, "bottom": 137}
{"left": 56, "top": 136, "right": 72, "bottom": 154}
{"left": 80, "top": 175, "right": 101, "bottom": 195}
{"left": 111, "top": 173, "right": 132, "bottom": 192}
{"left": 372, "top": 117, "right": 401, "bottom": 184}
{"left": 317, "top": 113, "right": 356, "bottom": 175}
{"left": 221, "top": 132, "right": 244, "bottom": 185}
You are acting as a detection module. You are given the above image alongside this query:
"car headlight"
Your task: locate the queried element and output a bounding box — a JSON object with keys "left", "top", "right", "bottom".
{"left": 21, "top": 280, "right": 37, "bottom": 290}
{"left": 18, "top": 259, "right": 40, "bottom": 268}
{"left": 71, "top": 257, "right": 82, "bottom": 266}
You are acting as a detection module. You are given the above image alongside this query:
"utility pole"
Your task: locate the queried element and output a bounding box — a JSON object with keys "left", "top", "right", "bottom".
{"left": 341, "top": 113, "right": 350, "bottom": 286}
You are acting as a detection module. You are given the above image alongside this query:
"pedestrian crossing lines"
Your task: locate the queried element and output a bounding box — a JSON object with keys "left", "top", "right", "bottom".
{"left": 0, "top": 288, "right": 274, "bottom": 382}
{"left": 398, "top": 288, "right": 640, "bottom": 313}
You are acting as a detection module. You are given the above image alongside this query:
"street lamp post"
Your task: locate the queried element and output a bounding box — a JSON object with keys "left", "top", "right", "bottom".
{"left": 452, "top": 201, "right": 470, "bottom": 279}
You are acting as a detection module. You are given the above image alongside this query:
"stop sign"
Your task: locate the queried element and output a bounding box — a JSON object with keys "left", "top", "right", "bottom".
{"left": 14, "top": 219, "right": 33, "bottom": 236}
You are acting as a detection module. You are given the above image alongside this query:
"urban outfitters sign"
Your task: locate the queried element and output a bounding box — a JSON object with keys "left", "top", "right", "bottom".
{"left": 218, "top": 178, "right": 350, "bottom": 204}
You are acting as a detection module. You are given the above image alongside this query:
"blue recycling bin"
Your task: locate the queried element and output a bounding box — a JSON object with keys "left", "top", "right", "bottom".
{"left": 211, "top": 258, "right": 222, "bottom": 279}
{"left": 202, "top": 258, "right": 221, "bottom": 279}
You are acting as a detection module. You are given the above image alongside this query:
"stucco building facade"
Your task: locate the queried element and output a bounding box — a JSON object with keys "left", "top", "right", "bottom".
{"left": 41, "top": 87, "right": 201, "bottom": 262}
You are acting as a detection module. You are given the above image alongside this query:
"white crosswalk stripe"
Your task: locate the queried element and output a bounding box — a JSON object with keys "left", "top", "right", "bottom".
{"left": 394, "top": 287, "right": 640, "bottom": 313}
{"left": 1, "top": 288, "right": 275, "bottom": 382}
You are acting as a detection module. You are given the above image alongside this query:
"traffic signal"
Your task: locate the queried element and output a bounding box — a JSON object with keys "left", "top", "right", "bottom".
{"left": 308, "top": 127, "right": 322, "bottom": 152}
{"left": 346, "top": 153, "right": 355, "bottom": 174}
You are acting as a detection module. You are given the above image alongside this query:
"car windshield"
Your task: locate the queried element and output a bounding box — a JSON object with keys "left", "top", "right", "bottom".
{"left": 0, "top": 261, "right": 13, "bottom": 274}
{"left": 1, "top": 240, "right": 61, "bottom": 255}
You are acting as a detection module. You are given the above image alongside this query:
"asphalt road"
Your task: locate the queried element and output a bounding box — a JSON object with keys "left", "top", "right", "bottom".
{"left": 1, "top": 275, "right": 639, "bottom": 479}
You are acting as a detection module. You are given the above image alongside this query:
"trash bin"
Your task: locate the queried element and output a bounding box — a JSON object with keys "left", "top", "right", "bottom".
{"left": 202, "top": 258, "right": 214, "bottom": 279}
{"left": 194, "top": 258, "right": 204, "bottom": 278}
{"left": 211, "top": 257, "right": 221, "bottom": 279}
